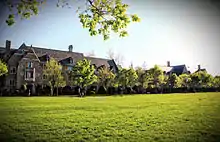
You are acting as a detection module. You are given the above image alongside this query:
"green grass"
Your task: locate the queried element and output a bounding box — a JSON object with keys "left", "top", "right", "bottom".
{"left": 0, "top": 93, "right": 220, "bottom": 142}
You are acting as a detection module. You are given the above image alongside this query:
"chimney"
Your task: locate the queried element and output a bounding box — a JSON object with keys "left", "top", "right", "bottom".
{"left": 198, "top": 65, "right": 201, "bottom": 71}
{"left": 68, "top": 45, "right": 73, "bottom": 52}
{"left": 167, "top": 61, "right": 170, "bottom": 67}
{"left": 6, "top": 40, "right": 11, "bottom": 52}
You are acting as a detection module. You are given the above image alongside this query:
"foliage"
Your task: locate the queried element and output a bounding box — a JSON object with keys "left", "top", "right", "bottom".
{"left": 118, "top": 67, "right": 138, "bottom": 88}
{"left": 147, "top": 65, "right": 165, "bottom": 88}
{"left": 70, "top": 59, "right": 97, "bottom": 90}
{"left": 198, "top": 71, "right": 213, "bottom": 87}
{"left": 0, "top": 93, "right": 220, "bottom": 141}
{"left": 179, "top": 74, "right": 191, "bottom": 88}
{"left": 43, "top": 58, "right": 66, "bottom": 95}
{"left": 190, "top": 71, "right": 213, "bottom": 88}
{"left": 97, "top": 66, "right": 116, "bottom": 90}
{"left": 167, "top": 73, "right": 181, "bottom": 88}
{"left": 135, "top": 67, "right": 149, "bottom": 88}
{"left": 213, "top": 76, "right": 220, "bottom": 88}
{"left": 5, "top": 0, "right": 140, "bottom": 40}
{"left": 0, "top": 59, "right": 8, "bottom": 76}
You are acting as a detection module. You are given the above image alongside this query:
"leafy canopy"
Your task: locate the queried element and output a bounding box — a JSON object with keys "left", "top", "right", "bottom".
{"left": 97, "top": 66, "right": 116, "bottom": 89}
{"left": 147, "top": 65, "right": 165, "bottom": 88}
{"left": 167, "top": 73, "right": 181, "bottom": 88}
{"left": 70, "top": 59, "right": 97, "bottom": 88}
{"left": 118, "top": 67, "right": 138, "bottom": 88}
{"left": 43, "top": 58, "right": 66, "bottom": 95}
{"left": 135, "top": 67, "right": 149, "bottom": 88}
{"left": 0, "top": 60, "right": 8, "bottom": 77}
{"left": 213, "top": 76, "right": 220, "bottom": 88}
{"left": 179, "top": 74, "right": 191, "bottom": 88}
{"left": 5, "top": 0, "right": 141, "bottom": 40}
{"left": 190, "top": 71, "right": 213, "bottom": 88}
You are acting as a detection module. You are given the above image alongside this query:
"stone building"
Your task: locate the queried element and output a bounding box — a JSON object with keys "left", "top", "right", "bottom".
{"left": 0, "top": 40, "right": 118, "bottom": 94}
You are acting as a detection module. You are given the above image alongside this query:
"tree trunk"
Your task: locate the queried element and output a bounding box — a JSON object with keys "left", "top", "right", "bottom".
{"left": 50, "top": 86, "right": 53, "bottom": 96}
{"left": 56, "top": 87, "right": 58, "bottom": 96}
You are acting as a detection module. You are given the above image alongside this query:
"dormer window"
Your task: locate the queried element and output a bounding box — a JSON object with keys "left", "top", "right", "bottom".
{"left": 68, "top": 66, "right": 72, "bottom": 71}
{"left": 26, "top": 62, "right": 33, "bottom": 68}
{"left": 69, "top": 58, "right": 73, "bottom": 64}
{"left": 46, "top": 54, "right": 50, "bottom": 61}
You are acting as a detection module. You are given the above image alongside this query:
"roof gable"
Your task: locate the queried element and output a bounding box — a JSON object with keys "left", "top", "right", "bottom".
{"left": 170, "top": 65, "right": 187, "bottom": 75}
{"left": 85, "top": 57, "right": 110, "bottom": 67}
{"left": 19, "top": 45, "right": 84, "bottom": 61}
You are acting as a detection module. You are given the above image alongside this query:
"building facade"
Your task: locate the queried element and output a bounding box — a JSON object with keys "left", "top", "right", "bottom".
{"left": 0, "top": 40, "right": 118, "bottom": 94}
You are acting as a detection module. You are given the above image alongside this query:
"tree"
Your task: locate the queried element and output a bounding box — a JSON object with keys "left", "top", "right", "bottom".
{"left": 179, "top": 74, "right": 191, "bottom": 88}
{"left": 0, "top": 60, "right": 8, "bottom": 77}
{"left": 43, "top": 58, "right": 66, "bottom": 96}
{"left": 135, "top": 67, "right": 149, "bottom": 88}
{"left": 198, "top": 71, "right": 213, "bottom": 88}
{"left": 118, "top": 67, "right": 138, "bottom": 90}
{"left": 147, "top": 65, "right": 165, "bottom": 89}
{"left": 190, "top": 71, "right": 213, "bottom": 89}
{"left": 97, "top": 66, "right": 115, "bottom": 91}
{"left": 70, "top": 59, "right": 97, "bottom": 96}
{"left": 213, "top": 76, "right": 220, "bottom": 89}
{"left": 167, "top": 73, "right": 181, "bottom": 89}
{"left": 5, "top": 0, "right": 140, "bottom": 40}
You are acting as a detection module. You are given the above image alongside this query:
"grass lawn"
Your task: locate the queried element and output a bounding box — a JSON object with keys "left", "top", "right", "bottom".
{"left": 0, "top": 93, "right": 220, "bottom": 142}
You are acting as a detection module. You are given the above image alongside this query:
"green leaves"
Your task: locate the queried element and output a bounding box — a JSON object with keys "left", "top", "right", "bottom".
{"left": 118, "top": 68, "right": 138, "bottom": 88}
{"left": 6, "top": 14, "right": 15, "bottom": 26}
{"left": 70, "top": 59, "right": 97, "bottom": 88}
{"left": 6, "top": 0, "right": 140, "bottom": 40}
{"left": 190, "top": 71, "right": 214, "bottom": 88}
{"left": 179, "top": 74, "right": 191, "bottom": 88}
{"left": 0, "top": 60, "right": 8, "bottom": 76}
{"left": 43, "top": 58, "right": 66, "bottom": 94}
{"left": 167, "top": 73, "right": 181, "bottom": 88}
{"left": 6, "top": 0, "right": 46, "bottom": 25}
{"left": 131, "top": 14, "right": 141, "bottom": 22}
{"left": 97, "top": 66, "right": 116, "bottom": 90}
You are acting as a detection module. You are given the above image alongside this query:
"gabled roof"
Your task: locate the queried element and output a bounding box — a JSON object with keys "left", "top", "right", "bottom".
{"left": 19, "top": 45, "right": 84, "bottom": 61}
{"left": 159, "top": 64, "right": 188, "bottom": 76}
{"left": 170, "top": 65, "right": 187, "bottom": 75}
{"left": 85, "top": 56, "right": 111, "bottom": 67}
{"left": 59, "top": 57, "right": 74, "bottom": 65}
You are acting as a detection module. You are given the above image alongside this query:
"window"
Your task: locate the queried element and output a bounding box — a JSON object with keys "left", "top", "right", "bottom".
{"left": 26, "top": 62, "right": 33, "bottom": 68}
{"left": 25, "top": 71, "right": 34, "bottom": 79}
{"left": 68, "top": 66, "right": 72, "bottom": 71}
{"left": 9, "top": 79, "right": 15, "bottom": 86}
{"left": 69, "top": 58, "right": 73, "bottom": 64}
{"left": 43, "top": 74, "right": 47, "bottom": 80}
{"left": 10, "top": 67, "right": 16, "bottom": 74}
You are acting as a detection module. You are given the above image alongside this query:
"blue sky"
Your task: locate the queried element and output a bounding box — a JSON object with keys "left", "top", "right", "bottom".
{"left": 0, "top": 0, "right": 219, "bottom": 75}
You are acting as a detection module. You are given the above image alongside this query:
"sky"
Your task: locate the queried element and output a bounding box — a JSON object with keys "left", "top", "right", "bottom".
{"left": 0, "top": 0, "right": 220, "bottom": 75}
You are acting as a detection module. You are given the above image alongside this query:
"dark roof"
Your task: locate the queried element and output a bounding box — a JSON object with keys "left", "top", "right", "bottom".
{"left": 170, "top": 65, "right": 186, "bottom": 75}
{"left": 19, "top": 44, "right": 84, "bottom": 61}
{"left": 85, "top": 57, "right": 111, "bottom": 67}
{"left": 59, "top": 57, "right": 74, "bottom": 65}
{"left": 0, "top": 48, "right": 18, "bottom": 62}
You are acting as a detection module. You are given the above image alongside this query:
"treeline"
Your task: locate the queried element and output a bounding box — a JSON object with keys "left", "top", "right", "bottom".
{"left": 33, "top": 58, "right": 220, "bottom": 96}
{"left": 2, "top": 58, "right": 220, "bottom": 96}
